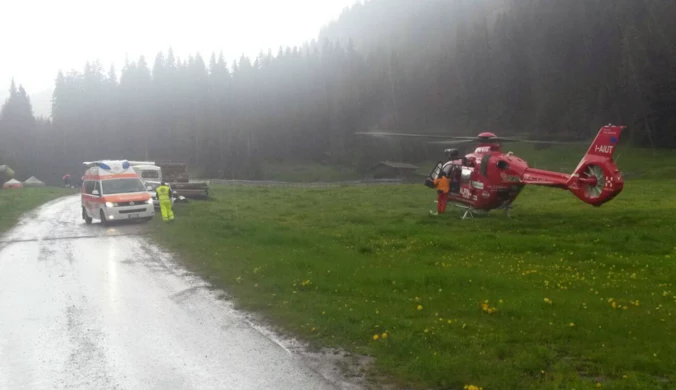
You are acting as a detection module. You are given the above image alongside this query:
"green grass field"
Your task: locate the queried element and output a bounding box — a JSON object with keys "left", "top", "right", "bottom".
{"left": 152, "top": 177, "right": 676, "bottom": 389}
{"left": 0, "top": 187, "right": 73, "bottom": 234}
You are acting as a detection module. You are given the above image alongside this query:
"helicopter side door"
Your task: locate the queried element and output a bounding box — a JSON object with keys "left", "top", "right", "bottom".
{"left": 457, "top": 166, "right": 474, "bottom": 199}
{"left": 440, "top": 161, "right": 462, "bottom": 194}
{"left": 450, "top": 165, "right": 463, "bottom": 194}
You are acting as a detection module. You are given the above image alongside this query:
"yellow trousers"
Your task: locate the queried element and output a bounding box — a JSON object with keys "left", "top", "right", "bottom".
{"left": 160, "top": 200, "right": 174, "bottom": 221}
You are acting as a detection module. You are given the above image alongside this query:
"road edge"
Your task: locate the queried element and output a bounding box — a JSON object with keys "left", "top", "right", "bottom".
{"left": 138, "top": 236, "right": 379, "bottom": 390}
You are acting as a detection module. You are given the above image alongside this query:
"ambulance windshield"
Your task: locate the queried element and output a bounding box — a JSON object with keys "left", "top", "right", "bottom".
{"left": 101, "top": 178, "right": 146, "bottom": 195}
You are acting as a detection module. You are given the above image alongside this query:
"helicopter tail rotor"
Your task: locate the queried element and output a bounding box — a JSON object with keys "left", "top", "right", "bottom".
{"left": 567, "top": 125, "right": 625, "bottom": 206}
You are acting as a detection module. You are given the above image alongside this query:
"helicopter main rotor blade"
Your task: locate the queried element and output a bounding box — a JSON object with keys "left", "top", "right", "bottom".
{"left": 497, "top": 137, "right": 588, "bottom": 145}
{"left": 355, "top": 131, "right": 449, "bottom": 139}
{"left": 355, "top": 132, "right": 477, "bottom": 140}
{"left": 425, "top": 139, "right": 477, "bottom": 145}
{"left": 355, "top": 131, "right": 590, "bottom": 144}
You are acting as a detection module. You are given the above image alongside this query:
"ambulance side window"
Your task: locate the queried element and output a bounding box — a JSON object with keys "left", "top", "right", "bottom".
{"left": 84, "top": 181, "right": 95, "bottom": 194}
{"left": 94, "top": 182, "right": 102, "bottom": 196}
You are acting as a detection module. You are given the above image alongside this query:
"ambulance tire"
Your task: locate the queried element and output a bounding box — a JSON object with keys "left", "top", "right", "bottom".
{"left": 82, "top": 207, "right": 93, "bottom": 225}
{"left": 100, "top": 210, "right": 109, "bottom": 226}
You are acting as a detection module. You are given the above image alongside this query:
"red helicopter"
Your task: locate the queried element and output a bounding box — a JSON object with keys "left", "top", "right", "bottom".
{"left": 358, "top": 125, "right": 624, "bottom": 218}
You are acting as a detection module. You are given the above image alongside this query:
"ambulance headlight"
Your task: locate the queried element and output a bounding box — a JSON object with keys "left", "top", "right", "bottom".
{"left": 146, "top": 199, "right": 153, "bottom": 205}
{"left": 105, "top": 202, "right": 117, "bottom": 208}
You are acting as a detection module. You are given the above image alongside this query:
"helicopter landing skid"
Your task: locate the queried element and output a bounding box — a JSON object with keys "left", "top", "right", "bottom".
{"left": 452, "top": 204, "right": 484, "bottom": 220}
{"left": 451, "top": 203, "right": 513, "bottom": 220}
{"left": 461, "top": 208, "right": 475, "bottom": 220}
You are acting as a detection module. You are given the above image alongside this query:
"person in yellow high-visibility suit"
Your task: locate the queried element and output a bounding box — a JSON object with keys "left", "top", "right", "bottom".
{"left": 155, "top": 181, "right": 175, "bottom": 222}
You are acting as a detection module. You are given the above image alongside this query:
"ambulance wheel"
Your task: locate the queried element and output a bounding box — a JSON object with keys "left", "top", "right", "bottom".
{"left": 82, "top": 207, "right": 93, "bottom": 224}
{"left": 100, "top": 210, "right": 109, "bottom": 226}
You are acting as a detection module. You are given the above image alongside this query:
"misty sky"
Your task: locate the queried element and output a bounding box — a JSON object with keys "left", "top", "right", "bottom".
{"left": 1, "top": 0, "right": 357, "bottom": 98}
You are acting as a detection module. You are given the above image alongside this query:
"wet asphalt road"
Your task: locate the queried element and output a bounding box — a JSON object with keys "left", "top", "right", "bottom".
{"left": 0, "top": 196, "right": 336, "bottom": 390}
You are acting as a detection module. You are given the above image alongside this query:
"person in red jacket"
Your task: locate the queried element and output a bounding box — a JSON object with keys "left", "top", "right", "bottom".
{"left": 431, "top": 171, "right": 450, "bottom": 215}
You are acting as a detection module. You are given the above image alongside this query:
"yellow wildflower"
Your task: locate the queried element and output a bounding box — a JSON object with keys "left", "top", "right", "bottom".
{"left": 372, "top": 334, "right": 379, "bottom": 341}
{"left": 381, "top": 332, "right": 388, "bottom": 339}
{"left": 569, "top": 322, "right": 575, "bottom": 327}
{"left": 417, "top": 305, "right": 423, "bottom": 311}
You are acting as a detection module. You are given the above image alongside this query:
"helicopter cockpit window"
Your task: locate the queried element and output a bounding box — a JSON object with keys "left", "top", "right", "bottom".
{"left": 497, "top": 160, "right": 510, "bottom": 169}
{"left": 461, "top": 167, "right": 472, "bottom": 183}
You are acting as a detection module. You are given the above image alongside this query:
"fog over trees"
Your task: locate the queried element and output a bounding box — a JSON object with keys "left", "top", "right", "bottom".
{"left": 1, "top": 0, "right": 675, "bottom": 183}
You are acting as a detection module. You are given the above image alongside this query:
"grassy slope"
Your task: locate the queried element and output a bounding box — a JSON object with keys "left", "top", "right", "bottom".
{"left": 261, "top": 162, "right": 361, "bottom": 182}
{"left": 0, "top": 188, "right": 73, "bottom": 234}
{"left": 153, "top": 177, "right": 676, "bottom": 389}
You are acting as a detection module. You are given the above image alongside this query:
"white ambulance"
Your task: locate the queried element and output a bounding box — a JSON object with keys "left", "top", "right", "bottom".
{"left": 81, "top": 160, "right": 155, "bottom": 224}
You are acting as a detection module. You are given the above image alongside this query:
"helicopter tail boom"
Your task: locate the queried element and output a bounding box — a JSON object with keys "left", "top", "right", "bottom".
{"left": 520, "top": 168, "right": 570, "bottom": 188}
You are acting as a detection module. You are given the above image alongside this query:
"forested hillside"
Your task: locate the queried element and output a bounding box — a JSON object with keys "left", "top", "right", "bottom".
{"left": 321, "top": 0, "right": 676, "bottom": 144}
{"left": 1, "top": 0, "right": 675, "bottom": 183}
